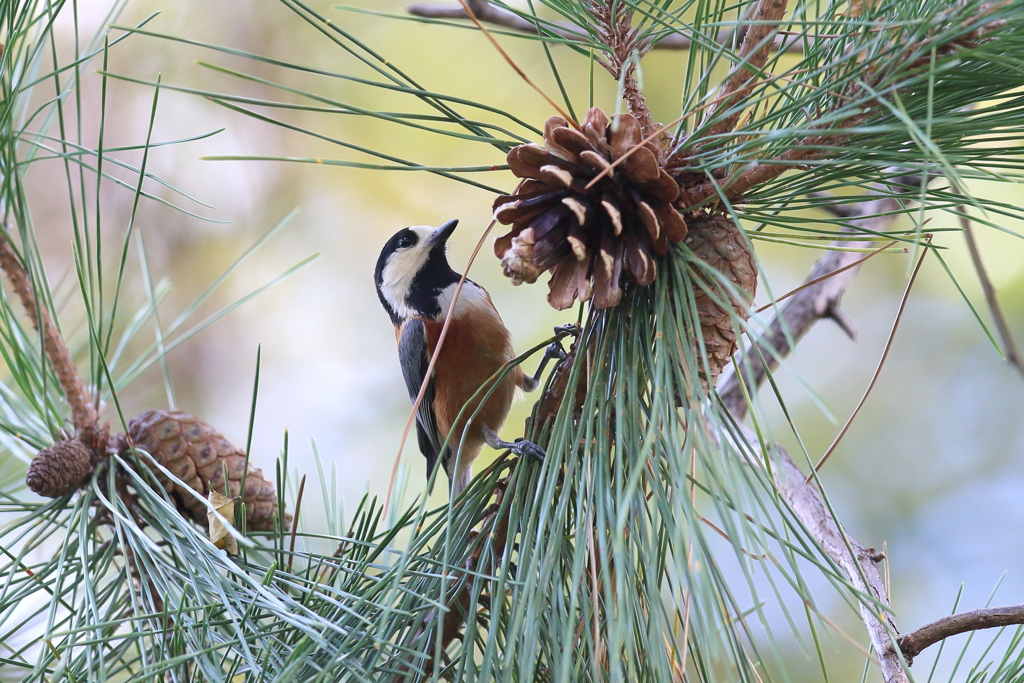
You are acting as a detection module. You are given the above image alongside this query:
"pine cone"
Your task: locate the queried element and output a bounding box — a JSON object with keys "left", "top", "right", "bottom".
{"left": 685, "top": 214, "right": 758, "bottom": 384}
{"left": 126, "top": 409, "right": 283, "bottom": 532}
{"left": 494, "top": 107, "right": 687, "bottom": 310}
{"left": 26, "top": 438, "right": 93, "bottom": 498}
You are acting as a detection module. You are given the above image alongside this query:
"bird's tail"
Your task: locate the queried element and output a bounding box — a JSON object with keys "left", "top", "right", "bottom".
{"left": 447, "top": 456, "right": 473, "bottom": 499}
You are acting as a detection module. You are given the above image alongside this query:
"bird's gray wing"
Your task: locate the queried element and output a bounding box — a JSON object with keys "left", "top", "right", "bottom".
{"left": 397, "top": 318, "right": 446, "bottom": 482}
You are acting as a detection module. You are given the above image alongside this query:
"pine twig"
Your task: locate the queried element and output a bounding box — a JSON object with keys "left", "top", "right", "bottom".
{"left": 721, "top": 179, "right": 1024, "bottom": 678}
{"left": 699, "top": 0, "right": 789, "bottom": 143}
{"left": 678, "top": 131, "right": 857, "bottom": 208}
{"left": 0, "top": 230, "right": 98, "bottom": 438}
{"left": 677, "top": 5, "right": 1005, "bottom": 209}
{"left": 406, "top": 1, "right": 806, "bottom": 53}
{"left": 619, "top": 49, "right": 652, "bottom": 136}
{"left": 897, "top": 605, "right": 1024, "bottom": 665}
{"left": 586, "top": 3, "right": 653, "bottom": 133}
{"left": 760, "top": 435, "right": 907, "bottom": 682}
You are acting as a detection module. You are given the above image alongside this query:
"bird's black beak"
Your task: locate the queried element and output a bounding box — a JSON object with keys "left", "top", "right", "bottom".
{"left": 428, "top": 219, "right": 458, "bottom": 247}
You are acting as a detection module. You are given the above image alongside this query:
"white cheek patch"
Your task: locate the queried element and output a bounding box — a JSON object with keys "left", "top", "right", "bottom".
{"left": 379, "top": 227, "right": 438, "bottom": 318}
{"left": 381, "top": 250, "right": 427, "bottom": 318}
{"left": 382, "top": 289, "right": 415, "bottom": 321}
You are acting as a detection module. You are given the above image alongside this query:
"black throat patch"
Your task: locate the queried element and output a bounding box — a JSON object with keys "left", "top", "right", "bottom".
{"left": 406, "top": 246, "right": 459, "bottom": 320}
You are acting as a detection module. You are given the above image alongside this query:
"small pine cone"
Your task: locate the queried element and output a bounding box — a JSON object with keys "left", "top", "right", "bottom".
{"left": 26, "top": 438, "right": 93, "bottom": 497}
{"left": 684, "top": 214, "right": 758, "bottom": 385}
{"left": 494, "top": 107, "right": 687, "bottom": 310}
{"left": 126, "top": 409, "right": 283, "bottom": 532}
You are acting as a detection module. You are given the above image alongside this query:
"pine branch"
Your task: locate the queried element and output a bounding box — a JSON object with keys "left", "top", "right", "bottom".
{"left": 718, "top": 184, "right": 914, "bottom": 416}
{"left": 0, "top": 230, "right": 98, "bottom": 439}
{"left": 676, "top": 2, "right": 1008, "bottom": 208}
{"left": 719, "top": 193, "right": 908, "bottom": 680}
{"left": 587, "top": 3, "right": 654, "bottom": 133}
{"left": 406, "top": 1, "right": 805, "bottom": 52}
{"left": 897, "top": 605, "right": 1024, "bottom": 665}
{"left": 721, "top": 181, "right": 1024, "bottom": 678}
{"left": 699, "top": 0, "right": 788, "bottom": 143}
{"left": 677, "top": 124, "right": 870, "bottom": 208}
{"left": 762, "top": 435, "right": 907, "bottom": 682}
{"left": 721, "top": 183, "right": 926, "bottom": 682}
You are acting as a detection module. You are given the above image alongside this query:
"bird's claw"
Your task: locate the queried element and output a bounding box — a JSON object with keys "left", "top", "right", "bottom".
{"left": 544, "top": 340, "right": 568, "bottom": 362}
{"left": 542, "top": 324, "right": 576, "bottom": 364}
{"left": 511, "top": 437, "right": 546, "bottom": 462}
{"left": 553, "top": 323, "right": 580, "bottom": 338}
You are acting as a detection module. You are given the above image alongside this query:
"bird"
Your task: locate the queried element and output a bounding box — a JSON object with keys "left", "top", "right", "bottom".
{"left": 374, "top": 219, "right": 548, "bottom": 497}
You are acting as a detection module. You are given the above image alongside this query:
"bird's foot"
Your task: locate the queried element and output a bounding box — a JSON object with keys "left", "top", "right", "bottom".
{"left": 542, "top": 340, "right": 567, "bottom": 364}
{"left": 484, "top": 428, "right": 545, "bottom": 462}
{"left": 528, "top": 324, "right": 579, "bottom": 387}
{"left": 511, "top": 437, "right": 546, "bottom": 462}
{"left": 553, "top": 323, "right": 580, "bottom": 338}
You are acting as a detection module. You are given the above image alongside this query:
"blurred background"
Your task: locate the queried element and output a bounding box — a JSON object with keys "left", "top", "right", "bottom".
{"left": 27, "top": 0, "right": 1024, "bottom": 678}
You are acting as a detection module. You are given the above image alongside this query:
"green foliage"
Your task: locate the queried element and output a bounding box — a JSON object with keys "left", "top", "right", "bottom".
{"left": 3, "top": 1, "right": 1024, "bottom": 682}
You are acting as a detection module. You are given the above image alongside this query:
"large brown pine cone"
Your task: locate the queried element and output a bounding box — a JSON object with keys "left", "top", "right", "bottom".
{"left": 126, "top": 409, "right": 282, "bottom": 532}
{"left": 685, "top": 214, "right": 758, "bottom": 384}
{"left": 494, "top": 107, "right": 688, "bottom": 310}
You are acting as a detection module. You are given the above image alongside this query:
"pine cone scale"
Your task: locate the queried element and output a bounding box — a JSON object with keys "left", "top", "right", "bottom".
{"left": 539, "top": 165, "right": 573, "bottom": 188}
{"left": 550, "top": 126, "right": 591, "bottom": 157}
{"left": 624, "top": 146, "right": 660, "bottom": 183}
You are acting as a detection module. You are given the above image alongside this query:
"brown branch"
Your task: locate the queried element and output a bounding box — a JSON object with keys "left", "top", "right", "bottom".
{"left": 700, "top": 0, "right": 788, "bottom": 142}
{"left": 678, "top": 138, "right": 834, "bottom": 209}
{"left": 955, "top": 193, "right": 1024, "bottom": 381}
{"left": 897, "top": 605, "right": 1024, "bottom": 665}
{"left": 0, "top": 231, "right": 98, "bottom": 436}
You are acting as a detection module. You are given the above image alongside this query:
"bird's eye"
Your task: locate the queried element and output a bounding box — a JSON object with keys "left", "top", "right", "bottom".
{"left": 396, "top": 235, "right": 414, "bottom": 249}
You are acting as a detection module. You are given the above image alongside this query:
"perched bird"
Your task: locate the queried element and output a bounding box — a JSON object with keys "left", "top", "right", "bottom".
{"left": 374, "top": 219, "right": 546, "bottom": 496}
